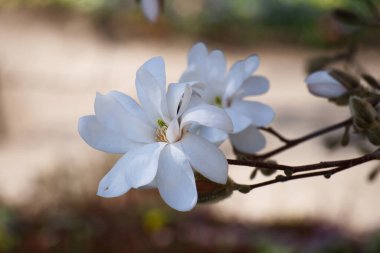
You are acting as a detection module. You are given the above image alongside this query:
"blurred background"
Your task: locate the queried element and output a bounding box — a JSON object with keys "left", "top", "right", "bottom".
{"left": 0, "top": 0, "right": 380, "bottom": 252}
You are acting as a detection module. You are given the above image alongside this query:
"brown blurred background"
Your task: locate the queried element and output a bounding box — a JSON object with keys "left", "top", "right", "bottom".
{"left": 0, "top": 0, "right": 380, "bottom": 252}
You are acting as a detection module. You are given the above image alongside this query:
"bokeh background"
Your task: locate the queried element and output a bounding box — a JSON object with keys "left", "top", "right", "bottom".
{"left": 0, "top": 0, "right": 380, "bottom": 252}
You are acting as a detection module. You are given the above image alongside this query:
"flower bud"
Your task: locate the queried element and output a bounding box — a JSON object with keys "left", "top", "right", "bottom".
{"left": 305, "top": 71, "right": 347, "bottom": 98}
{"left": 195, "top": 173, "right": 234, "bottom": 204}
{"left": 367, "top": 127, "right": 380, "bottom": 146}
{"left": 349, "top": 96, "right": 378, "bottom": 130}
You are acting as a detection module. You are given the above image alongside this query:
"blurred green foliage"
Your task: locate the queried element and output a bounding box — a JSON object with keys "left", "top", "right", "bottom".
{"left": 0, "top": 0, "right": 379, "bottom": 46}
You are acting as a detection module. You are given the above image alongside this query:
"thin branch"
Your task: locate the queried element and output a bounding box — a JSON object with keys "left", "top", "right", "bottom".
{"left": 237, "top": 118, "right": 353, "bottom": 160}
{"left": 228, "top": 149, "right": 378, "bottom": 174}
{"left": 259, "top": 126, "right": 290, "bottom": 143}
{"left": 234, "top": 149, "right": 380, "bottom": 193}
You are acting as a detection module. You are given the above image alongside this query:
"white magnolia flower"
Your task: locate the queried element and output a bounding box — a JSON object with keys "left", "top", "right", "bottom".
{"left": 180, "top": 42, "right": 275, "bottom": 154}
{"left": 140, "top": 0, "right": 160, "bottom": 23}
{"left": 78, "top": 57, "right": 233, "bottom": 211}
{"left": 305, "top": 70, "right": 347, "bottom": 98}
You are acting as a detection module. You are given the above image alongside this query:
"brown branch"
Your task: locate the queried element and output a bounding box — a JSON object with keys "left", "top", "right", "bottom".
{"left": 258, "top": 126, "right": 290, "bottom": 143}
{"left": 228, "top": 149, "right": 377, "bottom": 174}
{"left": 237, "top": 118, "right": 352, "bottom": 160}
{"left": 233, "top": 149, "right": 380, "bottom": 193}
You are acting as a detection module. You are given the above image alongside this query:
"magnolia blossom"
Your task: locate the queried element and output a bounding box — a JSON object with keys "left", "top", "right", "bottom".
{"left": 140, "top": 0, "right": 160, "bottom": 22}
{"left": 78, "top": 57, "right": 233, "bottom": 211}
{"left": 305, "top": 70, "right": 347, "bottom": 98}
{"left": 180, "top": 42, "right": 275, "bottom": 154}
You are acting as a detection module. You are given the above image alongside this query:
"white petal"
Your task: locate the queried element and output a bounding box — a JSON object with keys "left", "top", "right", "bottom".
{"left": 198, "top": 126, "right": 228, "bottom": 146}
{"left": 124, "top": 142, "right": 166, "bottom": 188}
{"left": 230, "top": 125, "right": 266, "bottom": 154}
{"left": 244, "top": 55, "right": 260, "bottom": 75}
{"left": 97, "top": 155, "right": 131, "bottom": 198}
{"left": 180, "top": 133, "right": 228, "bottom": 184}
{"left": 234, "top": 75, "right": 269, "bottom": 98}
{"left": 305, "top": 71, "right": 347, "bottom": 98}
{"left": 188, "top": 42, "right": 208, "bottom": 65}
{"left": 181, "top": 104, "right": 233, "bottom": 133}
{"left": 78, "top": 115, "right": 143, "bottom": 153}
{"left": 230, "top": 100, "right": 275, "bottom": 127}
{"left": 136, "top": 57, "right": 169, "bottom": 124}
{"left": 224, "top": 55, "right": 260, "bottom": 99}
{"left": 108, "top": 91, "right": 149, "bottom": 123}
{"left": 94, "top": 92, "right": 155, "bottom": 143}
{"left": 141, "top": 0, "right": 160, "bottom": 22}
{"left": 166, "top": 118, "right": 180, "bottom": 143}
{"left": 140, "top": 56, "right": 166, "bottom": 87}
{"left": 207, "top": 50, "right": 226, "bottom": 81}
{"left": 157, "top": 144, "right": 197, "bottom": 211}
{"left": 166, "top": 83, "right": 192, "bottom": 118}
{"left": 225, "top": 107, "right": 252, "bottom": 133}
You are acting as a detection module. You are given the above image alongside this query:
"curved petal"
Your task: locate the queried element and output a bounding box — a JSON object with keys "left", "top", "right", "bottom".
{"left": 125, "top": 142, "right": 167, "bottom": 188}
{"left": 244, "top": 55, "right": 260, "bottom": 75}
{"left": 108, "top": 91, "right": 149, "bottom": 123}
{"left": 94, "top": 92, "right": 155, "bottom": 143}
{"left": 224, "top": 55, "right": 260, "bottom": 99}
{"left": 230, "top": 125, "right": 266, "bottom": 154}
{"left": 166, "top": 118, "right": 180, "bottom": 143}
{"left": 157, "top": 144, "right": 197, "bottom": 211}
{"left": 139, "top": 56, "right": 166, "bottom": 88}
{"left": 188, "top": 42, "right": 208, "bottom": 65}
{"left": 78, "top": 115, "right": 143, "bottom": 154}
{"left": 234, "top": 75, "right": 269, "bottom": 99}
{"left": 197, "top": 126, "right": 228, "bottom": 146}
{"left": 305, "top": 71, "right": 347, "bottom": 98}
{"left": 97, "top": 155, "right": 131, "bottom": 198}
{"left": 230, "top": 100, "right": 275, "bottom": 127}
{"left": 225, "top": 107, "right": 252, "bottom": 134}
{"left": 166, "top": 83, "right": 192, "bottom": 118}
{"left": 207, "top": 50, "right": 226, "bottom": 81}
{"left": 181, "top": 104, "right": 233, "bottom": 133}
{"left": 136, "top": 57, "right": 169, "bottom": 124}
{"left": 180, "top": 133, "right": 228, "bottom": 184}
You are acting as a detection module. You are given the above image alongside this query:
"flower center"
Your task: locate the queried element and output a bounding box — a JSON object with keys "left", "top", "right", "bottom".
{"left": 213, "top": 96, "right": 222, "bottom": 108}
{"left": 155, "top": 119, "right": 168, "bottom": 142}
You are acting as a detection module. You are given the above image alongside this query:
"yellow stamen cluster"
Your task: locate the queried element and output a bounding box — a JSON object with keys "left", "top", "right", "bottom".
{"left": 155, "top": 119, "right": 168, "bottom": 142}
{"left": 214, "top": 96, "right": 222, "bottom": 107}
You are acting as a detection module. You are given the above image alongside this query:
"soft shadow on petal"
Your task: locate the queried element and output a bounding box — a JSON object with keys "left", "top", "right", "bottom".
{"left": 181, "top": 104, "right": 233, "bottom": 133}
{"left": 230, "top": 100, "right": 275, "bottom": 127}
{"left": 180, "top": 133, "right": 228, "bottom": 184}
{"left": 166, "top": 83, "right": 192, "bottom": 118}
{"left": 224, "top": 55, "right": 260, "bottom": 99}
{"left": 125, "top": 142, "right": 166, "bottom": 188}
{"left": 230, "top": 125, "right": 266, "bottom": 154}
{"left": 136, "top": 68, "right": 169, "bottom": 124}
{"left": 97, "top": 155, "right": 131, "bottom": 198}
{"left": 94, "top": 92, "right": 155, "bottom": 143}
{"left": 198, "top": 126, "right": 228, "bottom": 146}
{"left": 157, "top": 144, "right": 197, "bottom": 211}
{"left": 225, "top": 107, "right": 252, "bottom": 134}
{"left": 108, "top": 91, "right": 150, "bottom": 123}
{"left": 234, "top": 76, "right": 269, "bottom": 98}
{"left": 166, "top": 118, "right": 180, "bottom": 143}
{"left": 78, "top": 115, "right": 143, "bottom": 153}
